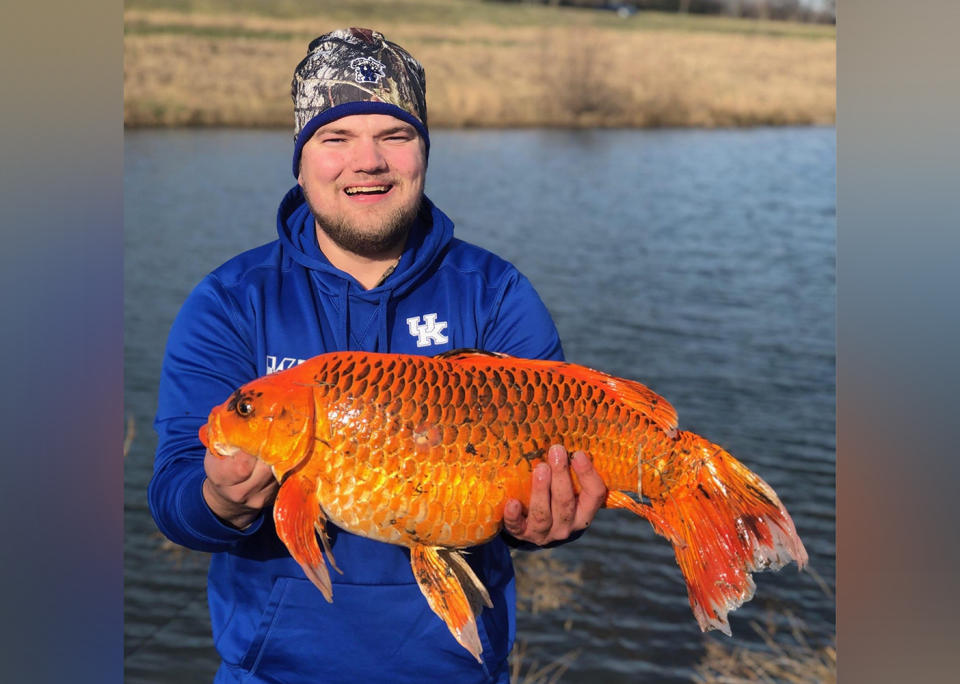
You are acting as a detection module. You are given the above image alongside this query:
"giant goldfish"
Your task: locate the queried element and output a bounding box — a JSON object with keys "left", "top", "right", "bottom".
{"left": 199, "top": 349, "right": 808, "bottom": 662}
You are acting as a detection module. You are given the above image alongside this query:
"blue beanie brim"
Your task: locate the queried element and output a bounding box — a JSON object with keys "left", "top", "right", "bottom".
{"left": 292, "top": 102, "right": 430, "bottom": 178}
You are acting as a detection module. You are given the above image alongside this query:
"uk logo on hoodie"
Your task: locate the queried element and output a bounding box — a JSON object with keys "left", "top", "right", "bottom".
{"left": 406, "top": 313, "right": 449, "bottom": 348}
{"left": 266, "top": 355, "right": 306, "bottom": 374}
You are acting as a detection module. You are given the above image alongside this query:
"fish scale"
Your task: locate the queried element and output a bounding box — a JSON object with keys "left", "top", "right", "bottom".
{"left": 200, "top": 349, "right": 808, "bottom": 664}
{"left": 312, "top": 355, "right": 601, "bottom": 544}
{"left": 330, "top": 351, "right": 650, "bottom": 544}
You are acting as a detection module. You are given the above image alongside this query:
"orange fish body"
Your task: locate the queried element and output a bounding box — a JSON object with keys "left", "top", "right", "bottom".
{"left": 200, "top": 350, "right": 808, "bottom": 662}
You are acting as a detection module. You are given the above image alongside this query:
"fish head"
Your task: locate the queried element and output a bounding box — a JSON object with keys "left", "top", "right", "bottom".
{"left": 199, "top": 376, "right": 316, "bottom": 482}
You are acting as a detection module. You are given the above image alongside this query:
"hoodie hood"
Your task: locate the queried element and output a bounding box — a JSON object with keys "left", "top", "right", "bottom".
{"left": 277, "top": 184, "right": 452, "bottom": 297}
{"left": 276, "top": 184, "right": 454, "bottom": 352}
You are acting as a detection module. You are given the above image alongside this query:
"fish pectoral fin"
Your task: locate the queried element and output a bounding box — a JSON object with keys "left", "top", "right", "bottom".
{"left": 410, "top": 546, "right": 487, "bottom": 663}
{"left": 273, "top": 474, "right": 334, "bottom": 601}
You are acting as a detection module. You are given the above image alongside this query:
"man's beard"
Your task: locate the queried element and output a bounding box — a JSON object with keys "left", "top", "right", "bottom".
{"left": 307, "top": 197, "right": 422, "bottom": 258}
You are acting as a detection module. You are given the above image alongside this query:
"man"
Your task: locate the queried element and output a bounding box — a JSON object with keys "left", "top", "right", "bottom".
{"left": 150, "top": 28, "right": 606, "bottom": 684}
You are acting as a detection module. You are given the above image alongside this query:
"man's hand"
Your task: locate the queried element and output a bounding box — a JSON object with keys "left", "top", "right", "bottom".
{"left": 202, "top": 448, "right": 279, "bottom": 530}
{"left": 502, "top": 444, "right": 607, "bottom": 546}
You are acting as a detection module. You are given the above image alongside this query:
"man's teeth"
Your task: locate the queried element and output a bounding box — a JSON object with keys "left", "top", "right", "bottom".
{"left": 345, "top": 186, "right": 389, "bottom": 195}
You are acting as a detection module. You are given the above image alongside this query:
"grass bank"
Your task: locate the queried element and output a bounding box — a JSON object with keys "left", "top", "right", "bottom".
{"left": 124, "top": 0, "right": 835, "bottom": 129}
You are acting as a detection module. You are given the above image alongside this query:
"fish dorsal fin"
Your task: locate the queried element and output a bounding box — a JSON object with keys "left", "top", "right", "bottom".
{"left": 434, "top": 348, "right": 507, "bottom": 360}
{"left": 439, "top": 351, "right": 679, "bottom": 437}
{"left": 590, "top": 373, "right": 679, "bottom": 438}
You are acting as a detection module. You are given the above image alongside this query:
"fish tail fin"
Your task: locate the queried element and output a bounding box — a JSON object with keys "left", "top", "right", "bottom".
{"left": 273, "top": 473, "right": 334, "bottom": 601}
{"left": 644, "top": 431, "right": 808, "bottom": 635}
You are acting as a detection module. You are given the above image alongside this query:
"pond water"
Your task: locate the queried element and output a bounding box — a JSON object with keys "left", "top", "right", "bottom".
{"left": 124, "top": 126, "right": 835, "bottom": 683}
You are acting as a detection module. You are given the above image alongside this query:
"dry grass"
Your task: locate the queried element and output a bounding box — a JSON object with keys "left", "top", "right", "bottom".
{"left": 695, "top": 565, "right": 836, "bottom": 683}
{"left": 511, "top": 638, "right": 581, "bottom": 684}
{"left": 511, "top": 549, "right": 583, "bottom": 683}
{"left": 694, "top": 608, "right": 836, "bottom": 684}
{"left": 124, "top": 6, "right": 834, "bottom": 128}
{"left": 511, "top": 549, "right": 836, "bottom": 683}
{"left": 512, "top": 547, "right": 582, "bottom": 615}
{"left": 124, "top": 414, "right": 136, "bottom": 458}
{"left": 125, "top": 1, "right": 835, "bottom": 38}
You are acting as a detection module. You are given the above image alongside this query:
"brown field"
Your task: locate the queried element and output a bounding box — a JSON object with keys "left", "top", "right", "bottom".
{"left": 124, "top": 2, "right": 834, "bottom": 129}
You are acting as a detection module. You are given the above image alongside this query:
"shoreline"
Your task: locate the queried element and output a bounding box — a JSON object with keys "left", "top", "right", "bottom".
{"left": 124, "top": 6, "right": 835, "bottom": 130}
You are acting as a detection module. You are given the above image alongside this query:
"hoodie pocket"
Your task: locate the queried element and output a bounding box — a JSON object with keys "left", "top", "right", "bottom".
{"left": 237, "top": 576, "right": 291, "bottom": 674}
{"left": 239, "top": 577, "right": 506, "bottom": 684}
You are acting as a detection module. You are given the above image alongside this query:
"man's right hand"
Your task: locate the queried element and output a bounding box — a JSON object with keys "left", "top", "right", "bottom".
{"left": 202, "top": 448, "right": 279, "bottom": 530}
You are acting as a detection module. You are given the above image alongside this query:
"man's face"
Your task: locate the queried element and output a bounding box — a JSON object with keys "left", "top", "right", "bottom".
{"left": 297, "top": 113, "right": 427, "bottom": 257}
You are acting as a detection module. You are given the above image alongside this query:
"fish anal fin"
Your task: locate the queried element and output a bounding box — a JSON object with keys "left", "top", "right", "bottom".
{"left": 273, "top": 474, "right": 333, "bottom": 601}
{"left": 605, "top": 490, "right": 685, "bottom": 548}
{"left": 410, "top": 546, "right": 486, "bottom": 663}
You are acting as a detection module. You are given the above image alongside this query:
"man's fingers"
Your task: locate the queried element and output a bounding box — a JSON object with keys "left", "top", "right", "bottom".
{"left": 250, "top": 459, "right": 277, "bottom": 488}
{"left": 246, "top": 481, "right": 280, "bottom": 510}
{"left": 204, "top": 448, "right": 277, "bottom": 507}
{"left": 547, "top": 445, "right": 576, "bottom": 532}
{"left": 525, "top": 462, "right": 552, "bottom": 538}
{"left": 502, "top": 498, "right": 526, "bottom": 537}
{"left": 571, "top": 450, "right": 607, "bottom": 497}
{"left": 571, "top": 450, "right": 607, "bottom": 530}
{"left": 232, "top": 460, "right": 277, "bottom": 497}
{"left": 245, "top": 462, "right": 280, "bottom": 505}
{"left": 205, "top": 447, "right": 259, "bottom": 486}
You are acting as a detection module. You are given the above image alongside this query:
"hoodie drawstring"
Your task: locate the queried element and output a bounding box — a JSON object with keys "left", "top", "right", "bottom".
{"left": 378, "top": 294, "right": 390, "bottom": 353}
{"left": 338, "top": 280, "right": 351, "bottom": 351}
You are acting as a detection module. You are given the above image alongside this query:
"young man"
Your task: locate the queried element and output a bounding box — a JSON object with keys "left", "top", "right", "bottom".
{"left": 150, "top": 28, "right": 606, "bottom": 684}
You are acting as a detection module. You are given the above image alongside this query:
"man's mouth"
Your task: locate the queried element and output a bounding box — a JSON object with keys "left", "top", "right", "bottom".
{"left": 344, "top": 185, "right": 392, "bottom": 196}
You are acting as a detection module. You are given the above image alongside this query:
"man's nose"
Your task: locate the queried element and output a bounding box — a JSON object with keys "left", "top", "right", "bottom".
{"left": 351, "top": 138, "right": 388, "bottom": 173}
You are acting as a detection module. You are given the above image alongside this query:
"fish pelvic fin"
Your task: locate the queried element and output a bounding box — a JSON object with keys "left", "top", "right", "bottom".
{"left": 410, "top": 546, "right": 488, "bottom": 663}
{"left": 273, "top": 473, "right": 334, "bottom": 601}
{"left": 650, "top": 432, "right": 809, "bottom": 635}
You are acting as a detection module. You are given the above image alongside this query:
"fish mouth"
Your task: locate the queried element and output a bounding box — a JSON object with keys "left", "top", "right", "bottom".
{"left": 200, "top": 412, "right": 244, "bottom": 460}
{"left": 211, "top": 442, "right": 246, "bottom": 459}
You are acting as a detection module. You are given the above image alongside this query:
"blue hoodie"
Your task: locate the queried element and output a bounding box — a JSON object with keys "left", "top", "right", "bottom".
{"left": 150, "top": 185, "right": 564, "bottom": 684}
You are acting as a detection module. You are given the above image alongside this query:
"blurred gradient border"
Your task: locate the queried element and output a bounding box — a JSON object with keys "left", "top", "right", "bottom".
{"left": 0, "top": 2, "right": 122, "bottom": 683}
{"left": 2, "top": 1, "right": 959, "bottom": 682}
{"left": 838, "top": 1, "right": 960, "bottom": 682}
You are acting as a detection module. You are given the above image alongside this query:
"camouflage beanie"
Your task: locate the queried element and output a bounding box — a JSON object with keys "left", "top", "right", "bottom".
{"left": 291, "top": 28, "right": 429, "bottom": 177}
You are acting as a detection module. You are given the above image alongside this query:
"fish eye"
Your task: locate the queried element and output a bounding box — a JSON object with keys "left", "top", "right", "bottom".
{"left": 236, "top": 399, "right": 254, "bottom": 417}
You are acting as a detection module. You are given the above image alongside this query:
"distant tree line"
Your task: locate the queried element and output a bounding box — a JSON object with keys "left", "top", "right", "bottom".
{"left": 484, "top": 0, "right": 837, "bottom": 24}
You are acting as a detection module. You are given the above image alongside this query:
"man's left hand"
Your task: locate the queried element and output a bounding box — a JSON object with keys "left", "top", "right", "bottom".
{"left": 502, "top": 444, "right": 607, "bottom": 546}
